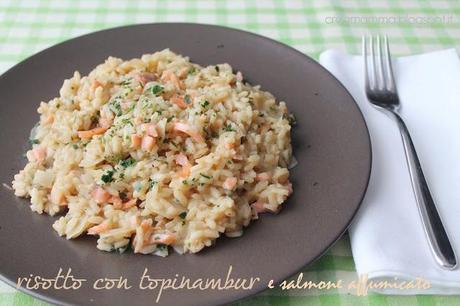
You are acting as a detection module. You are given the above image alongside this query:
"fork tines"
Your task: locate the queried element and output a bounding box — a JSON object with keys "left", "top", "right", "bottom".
{"left": 362, "top": 35, "right": 397, "bottom": 94}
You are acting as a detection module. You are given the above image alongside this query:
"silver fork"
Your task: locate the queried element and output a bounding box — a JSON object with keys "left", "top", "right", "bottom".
{"left": 363, "top": 35, "right": 457, "bottom": 270}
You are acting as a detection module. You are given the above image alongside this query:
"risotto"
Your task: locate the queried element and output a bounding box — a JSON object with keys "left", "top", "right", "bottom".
{"left": 12, "top": 49, "right": 293, "bottom": 256}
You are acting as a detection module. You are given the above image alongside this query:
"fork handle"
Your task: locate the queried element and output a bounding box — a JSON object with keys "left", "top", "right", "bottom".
{"left": 392, "top": 112, "right": 457, "bottom": 269}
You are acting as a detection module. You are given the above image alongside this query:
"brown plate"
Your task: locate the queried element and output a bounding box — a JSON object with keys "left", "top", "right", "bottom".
{"left": 0, "top": 23, "right": 371, "bottom": 306}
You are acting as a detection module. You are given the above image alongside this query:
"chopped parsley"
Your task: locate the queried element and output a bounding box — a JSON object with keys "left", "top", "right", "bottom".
{"left": 121, "top": 118, "right": 133, "bottom": 126}
{"left": 127, "top": 104, "right": 136, "bottom": 113}
{"left": 156, "top": 244, "right": 167, "bottom": 252}
{"left": 123, "top": 89, "right": 131, "bottom": 97}
{"left": 120, "top": 157, "right": 136, "bottom": 168}
{"left": 101, "top": 170, "right": 114, "bottom": 184}
{"left": 284, "top": 113, "right": 297, "bottom": 126}
{"left": 166, "top": 116, "right": 174, "bottom": 123}
{"left": 223, "top": 124, "right": 236, "bottom": 132}
{"left": 149, "top": 180, "right": 157, "bottom": 189}
{"left": 29, "top": 139, "right": 40, "bottom": 145}
{"left": 184, "top": 95, "right": 191, "bottom": 104}
{"left": 201, "top": 100, "right": 210, "bottom": 108}
{"left": 182, "top": 180, "right": 188, "bottom": 185}
{"left": 215, "top": 65, "right": 220, "bottom": 72}
{"left": 72, "top": 144, "right": 79, "bottom": 149}
{"left": 187, "top": 67, "right": 195, "bottom": 75}
{"left": 108, "top": 98, "right": 122, "bottom": 116}
{"left": 179, "top": 212, "right": 187, "bottom": 219}
{"left": 200, "top": 173, "right": 212, "bottom": 179}
{"left": 149, "top": 85, "right": 164, "bottom": 96}
{"left": 120, "top": 78, "right": 132, "bottom": 86}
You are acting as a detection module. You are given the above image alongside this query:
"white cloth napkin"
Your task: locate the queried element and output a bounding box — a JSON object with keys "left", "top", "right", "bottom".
{"left": 319, "top": 48, "right": 460, "bottom": 294}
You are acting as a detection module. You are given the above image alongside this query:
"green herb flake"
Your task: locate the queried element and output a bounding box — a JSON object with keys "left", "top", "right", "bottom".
{"left": 187, "top": 67, "right": 195, "bottom": 75}
{"left": 121, "top": 118, "right": 132, "bottom": 126}
{"left": 150, "top": 85, "right": 164, "bottom": 96}
{"left": 149, "top": 180, "right": 157, "bottom": 189}
{"left": 101, "top": 170, "right": 114, "bottom": 184}
{"left": 184, "top": 95, "right": 191, "bottom": 104}
{"left": 223, "top": 124, "right": 236, "bottom": 132}
{"left": 215, "top": 65, "right": 220, "bottom": 72}
{"left": 120, "top": 157, "right": 136, "bottom": 168}
{"left": 120, "top": 78, "right": 132, "bottom": 87}
{"left": 200, "top": 173, "right": 212, "bottom": 179}
{"left": 182, "top": 180, "right": 188, "bottom": 185}
{"left": 72, "top": 144, "right": 79, "bottom": 149}
{"left": 29, "top": 139, "right": 40, "bottom": 145}
{"left": 109, "top": 99, "right": 122, "bottom": 116}
{"left": 179, "top": 212, "right": 187, "bottom": 219}
{"left": 156, "top": 244, "right": 167, "bottom": 252}
{"left": 127, "top": 104, "right": 136, "bottom": 113}
{"left": 201, "top": 100, "right": 210, "bottom": 108}
{"left": 284, "top": 113, "right": 297, "bottom": 126}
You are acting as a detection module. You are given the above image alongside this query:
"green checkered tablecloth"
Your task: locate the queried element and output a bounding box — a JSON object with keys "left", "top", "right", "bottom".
{"left": 0, "top": 0, "right": 459, "bottom": 305}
